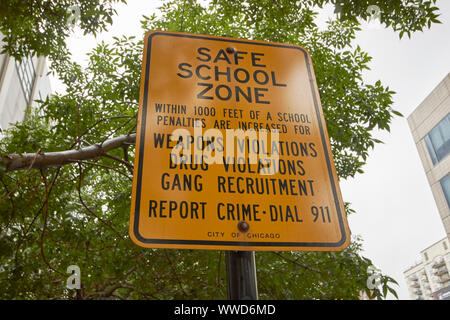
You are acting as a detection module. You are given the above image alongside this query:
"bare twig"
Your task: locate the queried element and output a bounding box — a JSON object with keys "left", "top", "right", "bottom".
{"left": 77, "top": 163, "right": 123, "bottom": 239}
{"left": 39, "top": 169, "right": 64, "bottom": 276}
{"left": 14, "top": 166, "right": 63, "bottom": 260}
{"left": 271, "top": 252, "right": 324, "bottom": 275}
{"left": 83, "top": 266, "right": 138, "bottom": 299}
{"left": 77, "top": 115, "right": 135, "bottom": 145}
{"left": 99, "top": 114, "right": 137, "bottom": 146}
{"left": 0, "top": 176, "right": 16, "bottom": 231}
{"left": 217, "top": 251, "right": 223, "bottom": 287}
{"left": 72, "top": 159, "right": 133, "bottom": 181}
{"left": 163, "top": 250, "right": 188, "bottom": 297}
{"left": 102, "top": 152, "right": 134, "bottom": 175}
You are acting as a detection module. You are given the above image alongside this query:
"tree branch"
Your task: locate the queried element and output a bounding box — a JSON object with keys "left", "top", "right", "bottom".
{"left": 1, "top": 134, "right": 136, "bottom": 172}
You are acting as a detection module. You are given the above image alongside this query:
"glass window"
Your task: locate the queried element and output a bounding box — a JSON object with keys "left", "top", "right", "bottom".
{"left": 444, "top": 241, "right": 448, "bottom": 251}
{"left": 15, "top": 55, "right": 35, "bottom": 104}
{"left": 440, "top": 174, "right": 450, "bottom": 208}
{"left": 425, "top": 114, "right": 450, "bottom": 165}
{"left": 425, "top": 135, "right": 438, "bottom": 164}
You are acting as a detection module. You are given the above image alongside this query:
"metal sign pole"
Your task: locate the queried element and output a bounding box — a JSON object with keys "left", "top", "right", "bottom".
{"left": 225, "top": 251, "right": 258, "bottom": 300}
{"left": 223, "top": 33, "right": 258, "bottom": 301}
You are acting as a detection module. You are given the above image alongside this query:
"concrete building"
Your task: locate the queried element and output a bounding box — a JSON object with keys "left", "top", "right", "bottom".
{"left": 408, "top": 73, "right": 450, "bottom": 237}
{"left": 404, "top": 73, "right": 450, "bottom": 300}
{"left": 403, "top": 237, "right": 450, "bottom": 300}
{"left": 0, "top": 34, "right": 52, "bottom": 132}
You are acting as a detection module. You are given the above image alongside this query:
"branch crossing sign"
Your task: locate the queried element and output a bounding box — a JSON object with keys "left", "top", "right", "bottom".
{"left": 129, "top": 31, "right": 351, "bottom": 251}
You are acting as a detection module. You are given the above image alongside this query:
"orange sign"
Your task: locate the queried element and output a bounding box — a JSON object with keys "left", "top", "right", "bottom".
{"left": 129, "top": 31, "right": 350, "bottom": 251}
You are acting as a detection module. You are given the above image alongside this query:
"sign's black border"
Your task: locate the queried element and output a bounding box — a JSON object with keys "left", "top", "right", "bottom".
{"left": 132, "top": 31, "right": 347, "bottom": 248}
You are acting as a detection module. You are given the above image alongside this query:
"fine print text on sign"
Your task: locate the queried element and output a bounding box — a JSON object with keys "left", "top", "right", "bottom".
{"left": 129, "top": 31, "right": 350, "bottom": 251}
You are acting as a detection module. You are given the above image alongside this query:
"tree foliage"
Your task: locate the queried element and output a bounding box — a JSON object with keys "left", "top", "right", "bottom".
{"left": 0, "top": 0, "right": 441, "bottom": 299}
{"left": 0, "top": 0, "right": 125, "bottom": 60}
{"left": 331, "top": 0, "right": 441, "bottom": 38}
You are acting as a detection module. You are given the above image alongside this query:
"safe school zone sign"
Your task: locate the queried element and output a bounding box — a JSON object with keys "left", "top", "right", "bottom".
{"left": 129, "top": 31, "right": 351, "bottom": 251}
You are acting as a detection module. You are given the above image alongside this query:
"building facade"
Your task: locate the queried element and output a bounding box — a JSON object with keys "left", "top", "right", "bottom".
{"left": 403, "top": 237, "right": 450, "bottom": 300}
{"left": 0, "top": 35, "right": 52, "bottom": 132}
{"left": 405, "top": 73, "right": 450, "bottom": 300}
{"left": 408, "top": 73, "right": 450, "bottom": 237}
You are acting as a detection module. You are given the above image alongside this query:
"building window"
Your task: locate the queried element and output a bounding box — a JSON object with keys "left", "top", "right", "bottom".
{"left": 444, "top": 241, "right": 448, "bottom": 251}
{"left": 424, "top": 252, "right": 429, "bottom": 261}
{"left": 424, "top": 114, "right": 450, "bottom": 165}
{"left": 440, "top": 175, "right": 450, "bottom": 208}
{"left": 15, "top": 55, "right": 35, "bottom": 104}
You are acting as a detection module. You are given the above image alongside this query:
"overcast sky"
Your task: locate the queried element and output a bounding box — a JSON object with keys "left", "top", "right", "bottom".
{"left": 338, "top": 1, "right": 450, "bottom": 300}
{"left": 51, "top": 0, "right": 450, "bottom": 300}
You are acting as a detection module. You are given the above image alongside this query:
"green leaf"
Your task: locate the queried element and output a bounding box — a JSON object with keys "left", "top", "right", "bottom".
{"left": 392, "top": 110, "right": 404, "bottom": 117}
